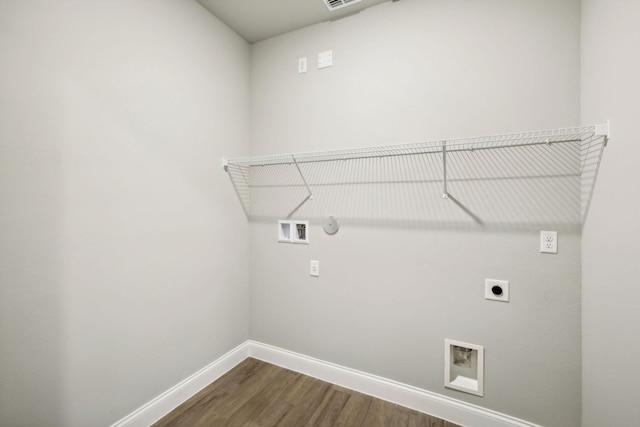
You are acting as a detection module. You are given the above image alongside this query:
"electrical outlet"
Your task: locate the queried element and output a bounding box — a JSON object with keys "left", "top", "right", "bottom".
{"left": 318, "top": 50, "right": 332, "bottom": 69}
{"left": 298, "top": 57, "right": 307, "bottom": 74}
{"left": 485, "top": 279, "right": 509, "bottom": 302}
{"left": 540, "top": 231, "right": 558, "bottom": 254}
{"left": 310, "top": 260, "right": 319, "bottom": 277}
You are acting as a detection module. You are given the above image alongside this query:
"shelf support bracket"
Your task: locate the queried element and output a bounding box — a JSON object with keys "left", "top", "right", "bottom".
{"left": 286, "top": 155, "right": 314, "bottom": 219}
{"left": 292, "top": 155, "right": 313, "bottom": 200}
{"left": 441, "top": 141, "right": 484, "bottom": 225}
{"left": 442, "top": 141, "right": 449, "bottom": 199}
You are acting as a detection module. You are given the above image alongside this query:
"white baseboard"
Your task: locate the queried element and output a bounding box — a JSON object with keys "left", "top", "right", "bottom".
{"left": 247, "top": 341, "right": 542, "bottom": 427}
{"left": 110, "top": 341, "right": 250, "bottom": 427}
{"left": 112, "top": 340, "right": 542, "bottom": 427}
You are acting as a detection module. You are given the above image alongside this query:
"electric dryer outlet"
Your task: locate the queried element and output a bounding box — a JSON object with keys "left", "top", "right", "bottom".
{"left": 485, "top": 279, "right": 509, "bottom": 302}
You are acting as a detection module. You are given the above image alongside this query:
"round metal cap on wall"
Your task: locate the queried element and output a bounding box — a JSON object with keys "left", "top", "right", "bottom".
{"left": 322, "top": 216, "right": 340, "bottom": 235}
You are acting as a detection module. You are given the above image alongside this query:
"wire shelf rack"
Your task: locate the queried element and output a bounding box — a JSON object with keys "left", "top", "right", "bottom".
{"left": 223, "top": 123, "right": 609, "bottom": 230}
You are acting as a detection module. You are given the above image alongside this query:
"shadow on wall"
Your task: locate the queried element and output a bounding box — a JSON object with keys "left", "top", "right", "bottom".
{"left": 226, "top": 131, "right": 606, "bottom": 233}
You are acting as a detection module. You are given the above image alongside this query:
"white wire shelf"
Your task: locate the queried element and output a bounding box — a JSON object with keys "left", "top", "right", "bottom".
{"left": 223, "top": 123, "right": 609, "bottom": 229}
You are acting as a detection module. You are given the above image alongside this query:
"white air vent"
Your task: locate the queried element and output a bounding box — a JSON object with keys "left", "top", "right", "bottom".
{"left": 323, "top": 0, "right": 363, "bottom": 11}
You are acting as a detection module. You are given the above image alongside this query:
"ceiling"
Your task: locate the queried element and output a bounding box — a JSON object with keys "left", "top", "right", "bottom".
{"left": 195, "top": 0, "right": 391, "bottom": 44}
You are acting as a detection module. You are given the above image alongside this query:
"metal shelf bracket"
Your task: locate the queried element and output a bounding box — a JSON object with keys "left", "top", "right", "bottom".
{"left": 286, "top": 155, "right": 314, "bottom": 219}
{"left": 442, "top": 141, "right": 449, "bottom": 199}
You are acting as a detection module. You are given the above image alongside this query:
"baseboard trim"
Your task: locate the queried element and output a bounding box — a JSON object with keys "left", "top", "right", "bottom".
{"left": 247, "top": 341, "right": 542, "bottom": 427}
{"left": 112, "top": 340, "right": 542, "bottom": 427}
{"left": 110, "top": 341, "right": 250, "bottom": 427}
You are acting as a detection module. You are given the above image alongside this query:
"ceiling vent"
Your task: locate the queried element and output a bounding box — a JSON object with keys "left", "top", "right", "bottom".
{"left": 323, "top": 0, "right": 363, "bottom": 11}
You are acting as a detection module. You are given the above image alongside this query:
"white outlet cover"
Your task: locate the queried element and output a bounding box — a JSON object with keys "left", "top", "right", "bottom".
{"left": 310, "top": 260, "right": 320, "bottom": 277}
{"left": 318, "top": 50, "right": 332, "bottom": 69}
{"left": 540, "top": 230, "right": 558, "bottom": 254}
{"left": 298, "top": 57, "right": 307, "bottom": 74}
{"left": 485, "top": 279, "right": 509, "bottom": 302}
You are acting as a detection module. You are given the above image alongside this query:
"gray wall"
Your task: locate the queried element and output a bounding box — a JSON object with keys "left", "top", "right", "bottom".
{"left": 581, "top": 0, "right": 640, "bottom": 425}
{"left": 6, "top": 1, "right": 635, "bottom": 426}
{"left": 249, "top": 1, "right": 582, "bottom": 426}
{"left": 0, "top": 1, "right": 250, "bottom": 426}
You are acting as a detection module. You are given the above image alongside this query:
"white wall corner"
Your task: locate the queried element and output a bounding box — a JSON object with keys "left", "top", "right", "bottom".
{"left": 111, "top": 340, "right": 543, "bottom": 427}
{"left": 110, "top": 341, "right": 250, "bottom": 427}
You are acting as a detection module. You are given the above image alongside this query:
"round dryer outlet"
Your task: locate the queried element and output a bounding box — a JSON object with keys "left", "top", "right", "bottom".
{"left": 485, "top": 279, "right": 509, "bottom": 302}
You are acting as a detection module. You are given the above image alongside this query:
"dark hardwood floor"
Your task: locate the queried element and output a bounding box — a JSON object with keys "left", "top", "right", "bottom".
{"left": 153, "top": 358, "right": 461, "bottom": 427}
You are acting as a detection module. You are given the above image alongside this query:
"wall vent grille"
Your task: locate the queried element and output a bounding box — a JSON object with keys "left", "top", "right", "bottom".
{"left": 323, "top": 0, "right": 363, "bottom": 11}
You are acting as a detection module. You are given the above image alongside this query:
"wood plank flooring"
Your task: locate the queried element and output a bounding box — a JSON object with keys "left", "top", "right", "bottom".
{"left": 153, "top": 358, "right": 461, "bottom": 427}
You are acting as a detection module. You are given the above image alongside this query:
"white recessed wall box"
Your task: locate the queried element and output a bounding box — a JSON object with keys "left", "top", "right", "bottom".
{"left": 445, "top": 339, "right": 484, "bottom": 397}
{"left": 278, "top": 220, "right": 309, "bottom": 244}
